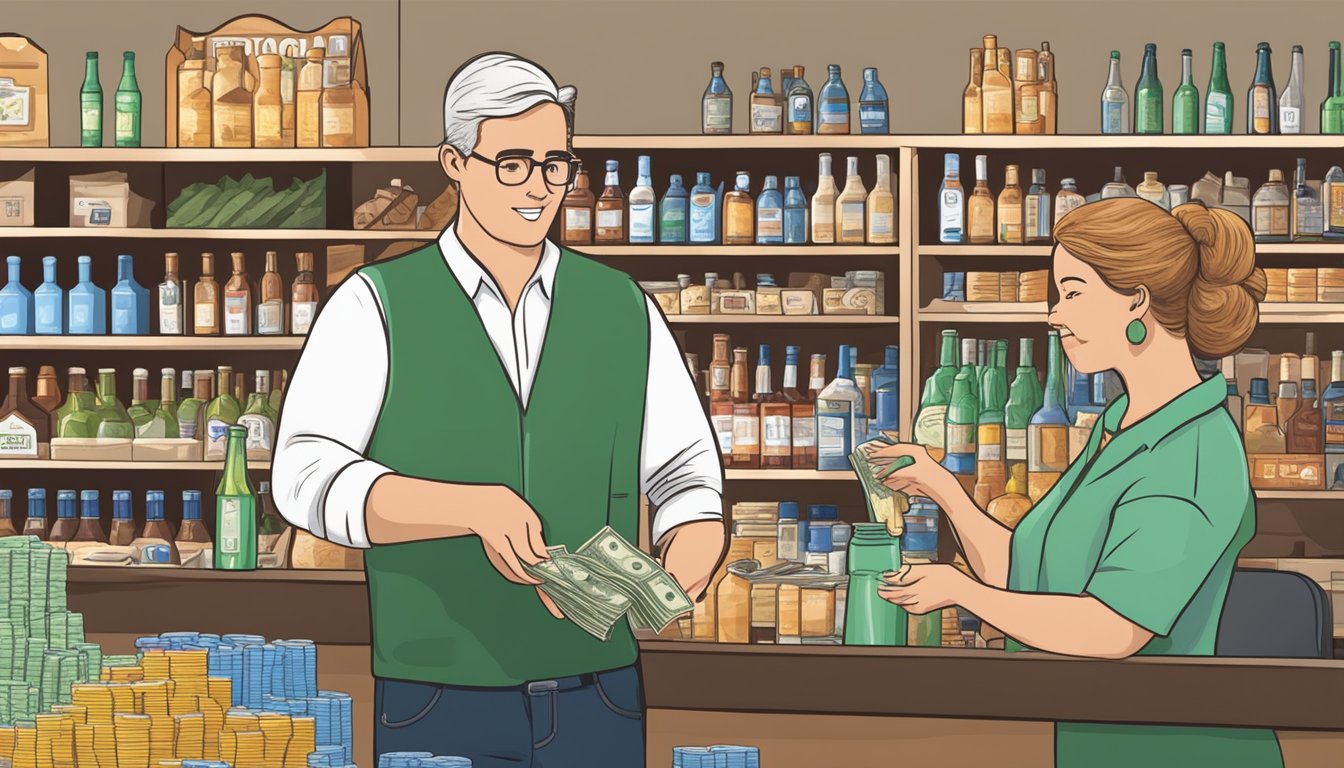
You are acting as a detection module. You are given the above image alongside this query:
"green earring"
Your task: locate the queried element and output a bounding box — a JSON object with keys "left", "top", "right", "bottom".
{"left": 1126, "top": 319, "right": 1147, "bottom": 345}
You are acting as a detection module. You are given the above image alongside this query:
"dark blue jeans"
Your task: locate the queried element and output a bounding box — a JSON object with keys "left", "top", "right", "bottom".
{"left": 374, "top": 664, "right": 645, "bottom": 767}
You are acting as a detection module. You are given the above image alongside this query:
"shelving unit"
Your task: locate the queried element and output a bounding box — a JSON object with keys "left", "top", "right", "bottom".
{"left": 0, "top": 228, "right": 437, "bottom": 240}
{"left": 0, "top": 460, "right": 271, "bottom": 471}
{"left": 0, "top": 337, "right": 305, "bottom": 350}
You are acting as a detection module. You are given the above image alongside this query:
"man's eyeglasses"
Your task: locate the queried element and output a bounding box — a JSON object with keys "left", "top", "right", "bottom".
{"left": 469, "top": 152, "right": 579, "bottom": 187}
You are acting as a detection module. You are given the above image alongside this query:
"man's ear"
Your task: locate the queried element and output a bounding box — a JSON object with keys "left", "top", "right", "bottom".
{"left": 441, "top": 145, "right": 466, "bottom": 185}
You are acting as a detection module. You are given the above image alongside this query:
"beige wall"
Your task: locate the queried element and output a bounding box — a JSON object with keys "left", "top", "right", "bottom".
{"left": 8, "top": 0, "right": 1344, "bottom": 145}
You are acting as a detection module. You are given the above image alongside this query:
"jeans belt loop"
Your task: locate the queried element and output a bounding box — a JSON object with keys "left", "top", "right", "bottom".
{"left": 526, "top": 679, "right": 560, "bottom": 696}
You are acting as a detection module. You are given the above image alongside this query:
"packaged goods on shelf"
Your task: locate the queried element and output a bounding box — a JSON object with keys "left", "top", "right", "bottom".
{"left": 167, "top": 171, "right": 326, "bottom": 229}
{"left": 642, "top": 271, "right": 885, "bottom": 317}
{"left": 0, "top": 169, "right": 34, "bottom": 227}
{"left": 69, "top": 171, "right": 154, "bottom": 228}
{"left": 0, "top": 35, "right": 49, "bottom": 147}
{"left": 353, "top": 178, "right": 418, "bottom": 230}
{"left": 943, "top": 270, "right": 1047, "bottom": 304}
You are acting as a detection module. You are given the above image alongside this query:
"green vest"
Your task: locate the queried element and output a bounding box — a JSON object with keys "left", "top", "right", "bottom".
{"left": 359, "top": 243, "right": 650, "bottom": 687}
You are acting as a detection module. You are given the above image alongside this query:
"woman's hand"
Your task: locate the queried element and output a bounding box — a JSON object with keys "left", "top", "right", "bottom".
{"left": 863, "top": 442, "right": 962, "bottom": 508}
{"left": 877, "top": 563, "right": 976, "bottom": 615}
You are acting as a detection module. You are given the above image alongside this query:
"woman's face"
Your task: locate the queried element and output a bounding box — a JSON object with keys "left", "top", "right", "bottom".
{"left": 1047, "top": 245, "right": 1141, "bottom": 375}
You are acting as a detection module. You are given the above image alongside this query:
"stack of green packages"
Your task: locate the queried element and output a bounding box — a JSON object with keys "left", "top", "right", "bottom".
{"left": 849, "top": 436, "right": 914, "bottom": 537}
{"left": 167, "top": 169, "right": 327, "bottom": 228}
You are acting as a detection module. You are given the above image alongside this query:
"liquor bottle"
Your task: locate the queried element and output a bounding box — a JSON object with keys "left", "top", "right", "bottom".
{"left": 50, "top": 491, "right": 78, "bottom": 544}
{"left": 1134, "top": 44, "right": 1163, "bottom": 134}
{"left": 812, "top": 153, "right": 838, "bottom": 243}
{"left": 114, "top": 52, "right": 141, "bottom": 147}
{"left": 1292, "top": 158, "right": 1324, "bottom": 241}
{"left": 110, "top": 254, "right": 149, "bottom": 335}
{"left": 93, "top": 368, "right": 133, "bottom": 439}
{"left": 1013, "top": 48, "right": 1042, "bottom": 135}
{"left": 867, "top": 154, "right": 895, "bottom": 244}
{"left": 68, "top": 256, "right": 105, "bottom": 335}
{"left": 23, "top": 489, "right": 47, "bottom": 540}
{"left": 1205, "top": 42, "right": 1234, "bottom": 134}
{"left": 34, "top": 366, "right": 61, "bottom": 414}
{"left": 177, "top": 370, "right": 212, "bottom": 442}
{"left": 724, "top": 172, "right": 755, "bottom": 245}
{"left": 595, "top": 161, "right": 626, "bottom": 244}
{"left": 0, "top": 257, "right": 33, "bottom": 335}
{"left": 127, "top": 367, "right": 154, "bottom": 434}
{"left": 1248, "top": 42, "right": 1278, "bottom": 134}
{"left": 291, "top": 251, "right": 318, "bottom": 335}
{"left": 1324, "top": 42, "right": 1344, "bottom": 134}
{"left": 659, "top": 174, "right": 689, "bottom": 243}
{"left": 1024, "top": 169, "right": 1052, "bottom": 243}
{"left": 854, "top": 357, "right": 874, "bottom": 431}
{"left": 55, "top": 368, "right": 102, "bottom": 438}
{"left": 997, "top": 164, "right": 1023, "bottom": 244}
{"left": 689, "top": 172, "right": 718, "bottom": 245}
{"left": 318, "top": 35, "right": 356, "bottom": 148}
{"left": 751, "top": 175, "right": 784, "bottom": 245}
{"left": 968, "top": 155, "right": 995, "bottom": 245}
{"left": 756, "top": 345, "right": 791, "bottom": 469}
{"left": 1222, "top": 356, "right": 1243, "bottom": 433}
{"left": 963, "top": 47, "right": 984, "bottom": 134}
{"left": 1290, "top": 369, "right": 1324, "bottom": 454}
{"left": 80, "top": 52, "right": 102, "bottom": 147}
{"left": 817, "top": 65, "right": 851, "bottom": 134}
{"left": 1276, "top": 353, "right": 1301, "bottom": 449}
{"left": 914, "top": 330, "right": 960, "bottom": 461}
{"left": 1101, "top": 166, "right": 1135, "bottom": 198}
{"left": 179, "top": 41, "right": 213, "bottom": 147}
{"left": 1303, "top": 332, "right": 1320, "bottom": 397}
{"left": 1325, "top": 352, "right": 1344, "bottom": 476}
{"left": 203, "top": 365, "right": 242, "bottom": 461}
{"left": 253, "top": 52, "right": 284, "bottom": 148}
{"left": 779, "top": 66, "right": 795, "bottom": 110}
{"left": 836, "top": 156, "right": 867, "bottom": 244}
{"left": 702, "top": 62, "right": 733, "bottom": 134}
{"left": 783, "top": 177, "right": 808, "bottom": 244}
{"left": 561, "top": 167, "right": 595, "bottom": 245}
{"left": 136, "top": 368, "right": 179, "bottom": 439}
{"left": 786, "top": 347, "right": 817, "bottom": 469}
{"left": 108, "top": 491, "right": 134, "bottom": 547}
{"left": 871, "top": 345, "right": 899, "bottom": 441}
{"left": 709, "top": 333, "right": 732, "bottom": 404}
{"left": 0, "top": 491, "right": 15, "bottom": 538}
{"left": 239, "top": 370, "right": 277, "bottom": 462}
{"left": 1326, "top": 165, "right": 1344, "bottom": 240}
{"left": 974, "top": 340, "right": 1009, "bottom": 508}
{"left": 213, "top": 44, "right": 255, "bottom": 148}
{"left": 1279, "top": 45, "right": 1305, "bottom": 134}
{"left": 173, "top": 490, "right": 211, "bottom": 565}
{"left": 749, "top": 68, "right": 782, "bottom": 135}
{"left": 257, "top": 480, "right": 291, "bottom": 563}
{"left": 295, "top": 47, "right": 323, "bottom": 148}
{"left": 72, "top": 490, "right": 108, "bottom": 546}
{"left": 728, "top": 346, "right": 757, "bottom": 468}
{"left": 1252, "top": 170, "right": 1291, "bottom": 242}
{"left": 1172, "top": 49, "right": 1200, "bottom": 135}
{"left": 254, "top": 250, "right": 285, "bottom": 335}
{"left": 194, "top": 253, "right": 221, "bottom": 335}
{"left": 1136, "top": 172, "right": 1170, "bottom": 210}
{"left": 0, "top": 367, "right": 50, "bottom": 458}
{"left": 943, "top": 338, "right": 980, "bottom": 488}
{"left": 817, "top": 345, "right": 863, "bottom": 470}
{"left": 158, "top": 253, "right": 184, "bottom": 335}
{"left": 34, "top": 257, "right": 63, "bottom": 335}
{"left": 127, "top": 490, "right": 178, "bottom": 564}
{"left": 859, "top": 67, "right": 889, "bottom": 134}
{"left": 939, "top": 154, "right": 966, "bottom": 244}
{"left": 809, "top": 353, "right": 827, "bottom": 400}
{"left": 627, "top": 155, "right": 656, "bottom": 244}
{"left": 981, "top": 36, "right": 1013, "bottom": 134}
{"left": 1005, "top": 338, "right": 1043, "bottom": 483}
{"left": 223, "top": 252, "right": 253, "bottom": 336}
{"left": 1038, "top": 42, "right": 1058, "bottom": 134}
{"left": 1244, "top": 378, "right": 1285, "bottom": 453}
{"left": 1028, "top": 331, "right": 1069, "bottom": 502}
{"left": 1100, "top": 50, "right": 1130, "bottom": 134}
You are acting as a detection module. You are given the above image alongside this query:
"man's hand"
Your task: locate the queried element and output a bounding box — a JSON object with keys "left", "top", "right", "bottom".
{"left": 656, "top": 520, "right": 726, "bottom": 603}
{"left": 465, "top": 486, "right": 564, "bottom": 619}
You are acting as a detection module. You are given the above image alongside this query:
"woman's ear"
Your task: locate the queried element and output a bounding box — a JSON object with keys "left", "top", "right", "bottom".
{"left": 1128, "top": 285, "right": 1150, "bottom": 316}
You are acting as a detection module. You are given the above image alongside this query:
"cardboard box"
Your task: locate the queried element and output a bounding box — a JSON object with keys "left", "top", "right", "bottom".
{"left": 822, "top": 287, "right": 877, "bottom": 314}
{"left": 68, "top": 171, "right": 154, "bottom": 228}
{"left": 132, "top": 438, "right": 202, "bottom": 462}
{"left": 0, "top": 35, "right": 49, "bottom": 147}
{"left": 0, "top": 169, "right": 35, "bottom": 226}
{"left": 781, "top": 289, "right": 817, "bottom": 315}
{"left": 51, "top": 438, "right": 134, "bottom": 461}
{"left": 639, "top": 281, "right": 680, "bottom": 315}
{"left": 717, "top": 290, "right": 755, "bottom": 314}
{"left": 680, "top": 285, "right": 710, "bottom": 314}
{"left": 1248, "top": 453, "right": 1325, "bottom": 490}
{"left": 756, "top": 286, "right": 782, "bottom": 314}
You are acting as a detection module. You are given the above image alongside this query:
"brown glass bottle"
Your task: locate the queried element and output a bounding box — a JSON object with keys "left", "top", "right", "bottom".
{"left": 73, "top": 490, "right": 108, "bottom": 543}
{"left": 0, "top": 366, "right": 52, "bottom": 459}
{"left": 781, "top": 345, "right": 815, "bottom": 470}
{"left": 0, "top": 490, "right": 17, "bottom": 537}
{"left": 194, "top": 253, "right": 221, "bottom": 336}
{"left": 258, "top": 250, "right": 285, "bottom": 335}
{"left": 1288, "top": 377, "right": 1324, "bottom": 453}
{"left": 22, "top": 489, "right": 47, "bottom": 539}
{"left": 756, "top": 345, "right": 791, "bottom": 469}
{"left": 561, "top": 168, "right": 596, "bottom": 246}
{"left": 730, "top": 347, "right": 760, "bottom": 468}
{"left": 175, "top": 490, "right": 212, "bottom": 566}
{"left": 135, "top": 490, "right": 181, "bottom": 565}
{"left": 708, "top": 333, "right": 734, "bottom": 467}
{"left": 291, "top": 252, "right": 319, "bottom": 335}
{"left": 594, "top": 160, "right": 626, "bottom": 244}
{"left": 224, "top": 251, "right": 253, "bottom": 336}
{"left": 49, "top": 490, "right": 79, "bottom": 543}
{"left": 34, "top": 365, "right": 61, "bottom": 414}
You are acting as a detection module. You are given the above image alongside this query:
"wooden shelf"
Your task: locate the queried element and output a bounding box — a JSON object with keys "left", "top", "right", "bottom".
{"left": 1255, "top": 490, "right": 1344, "bottom": 500}
{"left": 922, "top": 243, "right": 1344, "bottom": 256}
{"left": 0, "top": 336, "right": 304, "bottom": 351}
{"left": 725, "top": 469, "right": 856, "bottom": 480}
{"left": 902, "top": 134, "right": 1344, "bottom": 150}
{"left": 66, "top": 567, "right": 362, "bottom": 583}
{"left": 572, "top": 135, "right": 898, "bottom": 150}
{"left": 0, "top": 147, "right": 433, "bottom": 162}
{"left": 670, "top": 315, "right": 897, "bottom": 325}
{"left": 574, "top": 245, "right": 899, "bottom": 256}
{"left": 0, "top": 460, "right": 271, "bottom": 471}
{"left": 919, "top": 301, "right": 1344, "bottom": 324}
{"left": 0, "top": 227, "right": 436, "bottom": 240}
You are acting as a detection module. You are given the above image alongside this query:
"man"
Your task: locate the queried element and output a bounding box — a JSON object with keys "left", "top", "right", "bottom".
{"left": 272, "top": 51, "right": 726, "bottom": 766}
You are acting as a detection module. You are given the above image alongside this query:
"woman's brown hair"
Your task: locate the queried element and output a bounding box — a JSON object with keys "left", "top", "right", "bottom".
{"left": 1052, "top": 197, "right": 1267, "bottom": 359}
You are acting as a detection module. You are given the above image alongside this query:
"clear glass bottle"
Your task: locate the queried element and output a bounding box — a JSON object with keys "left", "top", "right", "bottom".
{"left": 561, "top": 167, "right": 595, "bottom": 245}
{"left": 755, "top": 176, "right": 784, "bottom": 245}
{"left": 1280, "top": 45, "right": 1305, "bottom": 134}
{"left": 1101, "top": 167, "right": 1136, "bottom": 198}
{"left": 688, "top": 172, "right": 717, "bottom": 245}
{"left": 812, "top": 153, "right": 837, "bottom": 243}
{"left": 749, "top": 68, "right": 783, "bottom": 135}
{"left": 1100, "top": 50, "right": 1130, "bottom": 134}
{"left": 783, "top": 177, "right": 808, "bottom": 244}
{"left": 786, "top": 65, "right": 814, "bottom": 135}
{"left": 1024, "top": 168, "right": 1052, "bottom": 243}
{"left": 1253, "top": 169, "right": 1291, "bottom": 242}
{"left": 836, "top": 156, "right": 867, "bottom": 244}
{"left": 1134, "top": 43, "right": 1163, "bottom": 134}
{"left": 595, "top": 160, "right": 626, "bottom": 244}
{"left": 817, "top": 65, "right": 851, "bottom": 134}
{"left": 659, "top": 174, "right": 689, "bottom": 243}
{"left": 816, "top": 344, "right": 863, "bottom": 470}
{"left": 110, "top": 254, "right": 149, "bottom": 335}
{"left": 1248, "top": 42, "right": 1278, "bottom": 135}
{"left": 858, "top": 67, "right": 889, "bottom": 134}
{"left": 1038, "top": 41, "right": 1058, "bottom": 134}
{"left": 702, "top": 62, "right": 733, "bottom": 135}
{"left": 939, "top": 154, "right": 966, "bottom": 244}
{"left": 628, "top": 155, "right": 656, "bottom": 244}
{"left": 1205, "top": 42, "right": 1234, "bottom": 134}
{"left": 1055, "top": 178, "right": 1086, "bottom": 226}
{"left": 1293, "top": 158, "right": 1324, "bottom": 241}
{"left": 158, "top": 252, "right": 184, "bottom": 335}
{"left": 967, "top": 155, "right": 995, "bottom": 245}
{"left": 997, "top": 164, "right": 1023, "bottom": 244}
{"left": 1172, "top": 48, "right": 1200, "bottom": 135}
{"left": 1136, "top": 171, "right": 1170, "bottom": 210}
{"left": 724, "top": 172, "right": 755, "bottom": 245}
{"left": 34, "top": 256, "right": 63, "bottom": 336}
{"left": 867, "top": 154, "right": 895, "bottom": 245}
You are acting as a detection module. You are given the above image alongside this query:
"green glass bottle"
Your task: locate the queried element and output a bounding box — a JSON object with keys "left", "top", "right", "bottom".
{"left": 80, "top": 52, "right": 102, "bottom": 147}
{"left": 1005, "top": 338, "right": 1044, "bottom": 482}
{"left": 136, "top": 368, "right": 180, "bottom": 439}
{"left": 126, "top": 368, "right": 154, "bottom": 433}
{"left": 1134, "top": 43, "right": 1163, "bottom": 134}
{"left": 842, "top": 523, "right": 905, "bottom": 646}
{"left": 94, "top": 368, "right": 134, "bottom": 439}
{"left": 114, "top": 52, "right": 141, "bottom": 147}
{"left": 974, "top": 340, "right": 1010, "bottom": 507}
{"left": 203, "top": 365, "right": 242, "bottom": 461}
{"left": 913, "top": 329, "right": 960, "bottom": 459}
{"left": 238, "top": 370, "right": 277, "bottom": 461}
{"left": 1172, "top": 48, "right": 1200, "bottom": 135}
{"left": 1323, "top": 42, "right": 1344, "bottom": 135}
{"left": 215, "top": 425, "right": 258, "bottom": 570}
{"left": 1205, "top": 42, "right": 1234, "bottom": 134}
{"left": 1027, "top": 331, "right": 1070, "bottom": 502}
{"left": 942, "top": 338, "right": 980, "bottom": 481}
{"left": 55, "top": 367, "right": 102, "bottom": 438}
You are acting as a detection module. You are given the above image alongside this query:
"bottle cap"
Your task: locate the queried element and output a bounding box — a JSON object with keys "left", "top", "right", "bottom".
{"left": 778, "top": 501, "right": 800, "bottom": 520}
{"left": 1249, "top": 378, "right": 1271, "bottom": 403}
{"left": 28, "top": 488, "right": 45, "bottom": 501}
{"left": 806, "top": 523, "right": 834, "bottom": 554}
{"left": 785, "top": 176, "right": 800, "bottom": 188}
{"left": 605, "top": 160, "right": 618, "bottom": 172}
{"left": 670, "top": 174, "right": 683, "bottom": 186}
{"left": 0, "top": 490, "right": 9, "bottom": 501}
{"left": 758, "top": 345, "right": 771, "bottom": 365}
{"left": 785, "top": 345, "right": 800, "bottom": 363}
{"left": 944, "top": 153, "right": 959, "bottom": 173}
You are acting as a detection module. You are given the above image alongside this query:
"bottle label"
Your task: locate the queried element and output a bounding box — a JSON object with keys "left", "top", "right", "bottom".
{"left": 711, "top": 367, "right": 729, "bottom": 390}
{"left": 784, "top": 209, "right": 807, "bottom": 243}
{"left": 733, "top": 413, "right": 760, "bottom": 447}
{"left": 292, "top": 301, "right": 317, "bottom": 334}
{"left": 1102, "top": 102, "right": 1125, "bottom": 133}
{"left": 115, "top": 109, "right": 135, "bottom": 140}
{"left": 1019, "top": 96, "right": 1039, "bottom": 122}
{"left": 1006, "top": 428, "right": 1028, "bottom": 461}
{"left": 812, "top": 204, "right": 834, "bottom": 242}
{"left": 195, "top": 302, "right": 216, "bottom": 329}
{"left": 705, "top": 97, "right": 732, "bottom": 131}
{"left": 869, "top": 211, "right": 894, "bottom": 237}
{"left": 764, "top": 414, "right": 792, "bottom": 448}
{"left": 969, "top": 199, "right": 995, "bottom": 240}
{"left": 1025, "top": 199, "right": 1040, "bottom": 237}
{"left": 689, "top": 197, "right": 715, "bottom": 242}
{"left": 629, "top": 204, "right": 655, "bottom": 240}
{"left": 758, "top": 207, "right": 783, "bottom": 238}
{"left": 1253, "top": 90, "right": 1271, "bottom": 119}
{"left": 224, "top": 294, "right": 249, "bottom": 335}
{"left": 159, "top": 283, "right": 181, "bottom": 334}
{"left": 914, "top": 405, "right": 948, "bottom": 448}
{"left": 257, "top": 104, "right": 282, "bottom": 139}
{"left": 257, "top": 301, "right": 283, "bottom": 335}
{"left": 111, "top": 294, "right": 133, "bottom": 333}
{"left": 999, "top": 206, "right": 1023, "bottom": 242}
{"left": 1055, "top": 196, "right": 1084, "bottom": 223}
{"left": 817, "top": 413, "right": 852, "bottom": 458}
{"left": 0, "top": 413, "right": 38, "bottom": 456}
{"left": 207, "top": 418, "right": 231, "bottom": 443}
{"left": 1028, "top": 423, "right": 1070, "bottom": 472}
{"left": 819, "top": 100, "right": 848, "bottom": 124}
{"left": 597, "top": 209, "right": 623, "bottom": 229}
{"left": 1281, "top": 106, "right": 1301, "bottom": 133}
{"left": 750, "top": 103, "right": 783, "bottom": 133}
{"left": 840, "top": 202, "right": 865, "bottom": 240}
{"left": 69, "top": 295, "right": 93, "bottom": 332}
{"left": 977, "top": 423, "right": 1004, "bottom": 460}
{"left": 1205, "top": 93, "right": 1230, "bottom": 131}
{"left": 220, "top": 498, "right": 241, "bottom": 554}
{"left": 940, "top": 190, "right": 964, "bottom": 234}
{"left": 565, "top": 208, "right": 592, "bottom": 231}
{"left": 983, "top": 90, "right": 1011, "bottom": 132}
{"left": 789, "top": 95, "right": 812, "bottom": 125}
{"left": 859, "top": 104, "right": 887, "bottom": 132}
{"left": 945, "top": 422, "right": 975, "bottom": 455}
{"left": 1255, "top": 204, "right": 1289, "bottom": 237}
{"left": 792, "top": 414, "right": 816, "bottom": 447}
{"left": 82, "top": 107, "right": 100, "bottom": 131}
{"left": 711, "top": 414, "right": 734, "bottom": 454}
{"left": 1331, "top": 186, "right": 1344, "bottom": 230}
{"left": 180, "top": 415, "right": 197, "bottom": 441}
{"left": 239, "top": 413, "right": 275, "bottom": 452}
{"left": 36, "top": 299, "right": 57, "bottom": 329}
{"left": 874, "top": 389, "right": 899, "bottom": 433}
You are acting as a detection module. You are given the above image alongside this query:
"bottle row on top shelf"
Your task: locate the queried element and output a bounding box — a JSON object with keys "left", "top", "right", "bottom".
{"left": 702, "top": 63, "right": 890, "bottom": 135}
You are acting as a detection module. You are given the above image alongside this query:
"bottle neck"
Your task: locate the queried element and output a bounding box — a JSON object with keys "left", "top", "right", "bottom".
{"left": 78, "top": 262, "right": 91, "bottom": 282}
{"left": 884, "top": 347, "right": 899, "bottom": 368}
{"left": 940, "top": 334, "right": 959, "bottom": 367}
{"left": 1211, "top": 48, "right": 1229, "bottom": 86}
{"left": 1334, "top": 49, "right": 1344, "bottom": 97}
{"left": 43, "top": 261, "right": 55, "bottom": 283}
{"left": 221, "top": 430, "right": 250, "bottom": 486}
{"left": 5, "top": 373, "right": 26, "bottom": 408}
{"left": 1182, "top": 54, "right": 1193, "bottom": 84}
{"left": 1018, "top": 338, "right": 1035, "bottom": 370}
{"left": 1139, "top": 50, "right": 1156, "bottom": 81}
{"left": 1255, "top": 50, "right": 1273, "bottom": 82}
{"left": 98, "top": 372, "right": 116, "bottom": 399}
{"left": 1043, "top": 336, "right": 1065, "bottom": 408}
{"left": 84, "top": 58, "right": 99, "bottom": 85}
{"left": 1107, "top": 58, "right": 1123, "bottom": 87}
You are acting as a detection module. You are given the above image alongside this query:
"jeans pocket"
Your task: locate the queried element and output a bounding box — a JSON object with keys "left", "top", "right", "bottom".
{"left": 379, "top": 679, "right": 444, "bottom": 729}
{"left": 593, "top": 670, "right": 643, "bottom": 720}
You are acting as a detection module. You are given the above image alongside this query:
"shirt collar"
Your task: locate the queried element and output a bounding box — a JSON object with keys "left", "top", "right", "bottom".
{"left": 1100, "top": 371, "right": 1227, "bottom": 443}
{"left": 436, "top": 221, "right": 560, "bottom": 302}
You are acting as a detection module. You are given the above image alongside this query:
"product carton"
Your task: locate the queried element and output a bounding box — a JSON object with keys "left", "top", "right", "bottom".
{"left": 0, "top": 35, "right": 48, "bottom": 147}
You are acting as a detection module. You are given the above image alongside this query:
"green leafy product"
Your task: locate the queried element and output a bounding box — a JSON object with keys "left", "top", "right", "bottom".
{"left": 215, "top": 426, "right": 258, "bottom": 570}
{"left": 203, "top": 365, "right": 242, "bottom": 461}
{"left": 93, "top": 369, "right": 133, "bottom": 439}
{"left": 913, "top": 329, "right": 960, "bottom": 459}
{"left": 1005, "top": 338, "right": 1044, "bottom": 483}
{"left": 55, "top": 368, "right": 101, "bottom": 438}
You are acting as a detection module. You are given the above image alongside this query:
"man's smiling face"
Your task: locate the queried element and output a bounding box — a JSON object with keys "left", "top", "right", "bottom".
{"left": 442, "top": 101, "right": 571, "bottom": 249}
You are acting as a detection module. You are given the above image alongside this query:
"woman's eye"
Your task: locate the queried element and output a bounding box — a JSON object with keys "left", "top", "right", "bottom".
{"left": 1065, "top": 291, "right": 1080, "bottom": 300}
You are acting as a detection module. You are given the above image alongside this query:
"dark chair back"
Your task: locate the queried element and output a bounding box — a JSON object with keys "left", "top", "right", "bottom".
{"left": 1216, "top": 568, "right": 1333, "bottom": 658}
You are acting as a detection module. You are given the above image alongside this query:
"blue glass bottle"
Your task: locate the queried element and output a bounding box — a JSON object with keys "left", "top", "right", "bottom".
{"left": 34, "top": 256, "right": 64, "bottom": 335}
{"left": 858, "top": 67, "right": 889, "bottom": 134}
{"left": 659, "top": 174, "right": 689, "bottom": 243}
{"left": 111, "top": 254, "right": 149, "bottom": 335}
{"left": 871, "top": 345, "right": 900, "bottom": 440}
{"left": 68, "top": 255, "right": 107, "bottom": 335}
{"left": 817, "top": 65, "right": 851, "bottom": 134}
{"left": 783, "top": 176, "right": 807, "bottom": 243}
{"left": 755, "top": 175, "right": 784, "bottom": 244}
{"left": 0, "top": 256, "right": 33, "bottom": 335}
{"left": 689, "top": 172, "right": 717, "bottom": 244}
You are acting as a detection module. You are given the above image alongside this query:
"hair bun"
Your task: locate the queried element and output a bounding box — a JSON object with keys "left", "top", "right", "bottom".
{"left": 1173, "top": 201, "right": 1218, "bottom": 249}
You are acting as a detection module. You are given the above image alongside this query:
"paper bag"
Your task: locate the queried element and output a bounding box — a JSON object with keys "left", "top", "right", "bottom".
{"left": 0, "top": 35, "right": 48, "bottom": 147}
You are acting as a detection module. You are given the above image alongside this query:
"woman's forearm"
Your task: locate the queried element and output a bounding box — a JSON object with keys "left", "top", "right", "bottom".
{"left": 931, "top": 481, "right": 1013, "bottom": 588}
{"left": 959, "top": 581, "right": 1152, "bottom": 659}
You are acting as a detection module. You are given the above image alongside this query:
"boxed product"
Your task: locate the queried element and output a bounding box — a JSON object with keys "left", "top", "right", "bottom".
{"left": 69, "top": 171, "right": 155, "bottom": 228}
{"left": 0, "top": 35, "right": 49, "bottom": 147}
{"left": 354, "top": 178, "right": 418, "bottom": 229}
{"left": 639, "top": 281, "right": 681, "bottom": 315}
{"left": 1248, "top": 454, "right": 1326, "bottom": 490}
{"left": 0, "top": 168, "right": 35, "bottom": 226}
{"left": 50, "top": 438, "right": 134, "bottom": 461}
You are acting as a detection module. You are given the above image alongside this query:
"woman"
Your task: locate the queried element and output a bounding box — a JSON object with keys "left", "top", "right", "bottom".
{"left": 868, "top": 197, "right": 1284, "bottom": 767}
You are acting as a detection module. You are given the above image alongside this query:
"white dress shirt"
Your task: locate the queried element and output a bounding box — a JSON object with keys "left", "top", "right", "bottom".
{"left": 271, "top": 225, "right": 724, "bottom": 549}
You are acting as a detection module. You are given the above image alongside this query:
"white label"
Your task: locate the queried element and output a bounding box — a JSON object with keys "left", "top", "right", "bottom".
{"left": 206, "top": 418, "right": 230, "bottom": 459}
{"left": 733, "top": 414, "right": 759, "bottom": 447}
{"left": 1281, "top": 106, "right": 1301, "bottom": 132}
{"left": 220, "top": 498, "right": 241, "bottom": 554}
{"left": 239, "top": 413, "right": 275, "bottom": 452}
{"left": 977, "top": 442, "right": 1003, "bottom": 461}
{"left": 840, "top": 202, "right": 864, "bottom": 237}
{"left": 870, "top": 212, "right": 894, "bottom": 236}
{"left": 195, "top": 302, "right": 216, "bottom": 328}
{"left": 711, "top": 414, "right": 734, "bottom": 454}
{"left": 115, "top": 110, "right": 134, "bottom": 138}
{"left": 750, "top": 104, "right": 783, "bottom": 132}
{"left": 711, "top": 368, "right": 729, "bottom": 390}
{"left": 1205, "top": 93, "right": 1229, "bottom": 130}
{"left": 705, "top": 97, "right": 732, "bottom": 130}
{"left": 792, "top": 416, "right": 816, "bottom": 447}
{"left": 1006, "top": 428, "right": 1028, "bottom": 461}
{"left": 257, "top": 301, "right": 283, "bottom": 335}
{"left": 292, "top": 302, "right": 316, "bottom": 334}
{"left": 758, "top": 207, "right": 783, "bottom": 237}
{"left": 36, "top": 301, "right": 56, "bottom": 327}
{"left": 224, "top": 295, "right": 248, "bottom": 335}
{"left": 817, "top": 414, "right": 849, "bottom": 456}
{"left": 940, "top": 190, "right": 963, "bottom": 231}
{"left": 629, "top": 204, "right": 655, "bottom": 239}
{"left": 597, "top": 209, "right": 623, "bottom": 229}
{"left": 81, "top": 107, "right": 100, "bottom": 131}
{"left": 69, "top": 299, "right": 91, "bottom": 329}
{"left": 159, "top": 284, "right": 182, "bottom": 334}
{"left": 764, "top": 415, "right": 792, "bottom": 448}
{"left": 0, "top": 413, "right": 38, "bottom": 456}
{"left": 565, "top": 208, "right": 591, "bottom": 230}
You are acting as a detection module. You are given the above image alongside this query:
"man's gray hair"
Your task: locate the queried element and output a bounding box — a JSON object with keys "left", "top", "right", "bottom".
{"left": 442, "top": 52, "right": 577, "bottom": 156}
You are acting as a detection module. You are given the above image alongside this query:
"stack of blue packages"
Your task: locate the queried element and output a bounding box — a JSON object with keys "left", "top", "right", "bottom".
{"left": 306, "top": 744, "right": 354, "bottom": 768}
{"left": 379, "top": 753, "right": 473, "bottom": 768}
{"left": 181, "top": 761, "right": 231, "bottom": 768}
{"left": 710, "top": 745, "right": 760, "bottom": 768}
{"left": 673, "top": 745, "right": 761, "bottom": 768}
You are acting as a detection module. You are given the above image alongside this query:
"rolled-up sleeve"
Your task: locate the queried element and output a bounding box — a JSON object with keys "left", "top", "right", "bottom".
{"left": 639, "top": 295, "right": 725, "bottom": 544}
{"left": 271, "top": 273, "right": 394, "bottom": 549}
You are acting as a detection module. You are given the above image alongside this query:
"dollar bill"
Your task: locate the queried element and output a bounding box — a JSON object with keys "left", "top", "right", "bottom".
{"left": 579, "top": 528, "right": 694, "bottom": 634}
{"left": 850, "top": 438, "right": 912, "bottom": 536}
